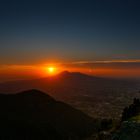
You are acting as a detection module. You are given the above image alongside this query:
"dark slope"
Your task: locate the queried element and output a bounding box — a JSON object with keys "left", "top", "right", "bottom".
{"left": 0, "top": 89, "right": 96, "bottom": 140}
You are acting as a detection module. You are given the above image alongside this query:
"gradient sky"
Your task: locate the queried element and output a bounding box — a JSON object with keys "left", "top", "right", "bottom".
{"left": 0, "top": 0, "right": 140, "bottom": 80}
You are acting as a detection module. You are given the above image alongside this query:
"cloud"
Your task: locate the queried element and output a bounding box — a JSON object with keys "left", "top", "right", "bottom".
{"left": 71, "top": 59, "right": 140, "bottom": 64}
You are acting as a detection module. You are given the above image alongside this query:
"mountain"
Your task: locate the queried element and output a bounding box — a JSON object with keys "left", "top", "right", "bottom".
{"left": 0, "top": 71, "right": 107, "bottom": 94}
{"left": 0, "top": 71, "right": 139, "bottom": 118}
{"left": 0, "top": 89, "right": 96, "bottom": 140}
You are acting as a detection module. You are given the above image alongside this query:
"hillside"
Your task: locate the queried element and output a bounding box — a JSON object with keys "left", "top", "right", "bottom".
{"left": 0, "top": 89, "right": 97, "bottom": 140}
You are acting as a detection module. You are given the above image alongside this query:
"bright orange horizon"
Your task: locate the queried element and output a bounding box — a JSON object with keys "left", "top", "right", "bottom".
{"left": 0, "top": 60, "right": 140, "bottom": 82}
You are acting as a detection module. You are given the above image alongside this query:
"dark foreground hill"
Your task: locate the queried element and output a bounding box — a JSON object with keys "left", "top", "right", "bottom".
{"left": 0, "top": 89, "right": 96, "bottom": 140}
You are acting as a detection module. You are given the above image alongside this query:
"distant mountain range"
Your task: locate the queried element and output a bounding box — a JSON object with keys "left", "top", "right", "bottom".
{"left": 0, "top": 71, "right": 108, "bottom": 95}
{"left": 0, "top": 89, "right": 97, "bottom": 140}
{"left": 0, "top": 71, "right": 139, "bottom": 118}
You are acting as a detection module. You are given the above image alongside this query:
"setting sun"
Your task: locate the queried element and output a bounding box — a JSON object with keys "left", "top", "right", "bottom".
{"left": 47, "top": 67, "right": 56, "bottom": 74}
{"left": 43, "top": 64, "right": 63, "bottom": 76}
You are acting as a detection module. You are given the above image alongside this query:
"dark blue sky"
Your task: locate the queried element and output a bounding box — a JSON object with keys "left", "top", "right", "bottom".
{"left": 0, "top": 0, "right": 140, "bottom": 64}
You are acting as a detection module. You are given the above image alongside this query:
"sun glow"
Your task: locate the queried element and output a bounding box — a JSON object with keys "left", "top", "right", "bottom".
{"left": 43, "top": 64, "right": 64, "bottom": 76}
{"left": 48, "top": 67, "right": 55, "bottom": 72}
{"left": 46, "top": 66, "right": 57, "bottom": 75}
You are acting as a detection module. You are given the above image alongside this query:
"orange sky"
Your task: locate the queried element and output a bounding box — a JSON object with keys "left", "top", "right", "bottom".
{"left": 0, "top": 60, "right": 140, "bottom": 82}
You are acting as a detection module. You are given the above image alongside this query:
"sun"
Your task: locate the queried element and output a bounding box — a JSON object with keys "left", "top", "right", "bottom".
{"left": 43, "top": 65, "right": 60, "bottom": 76}
{"left": 47, "top": 67, "right": 55, "bottom": 74}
